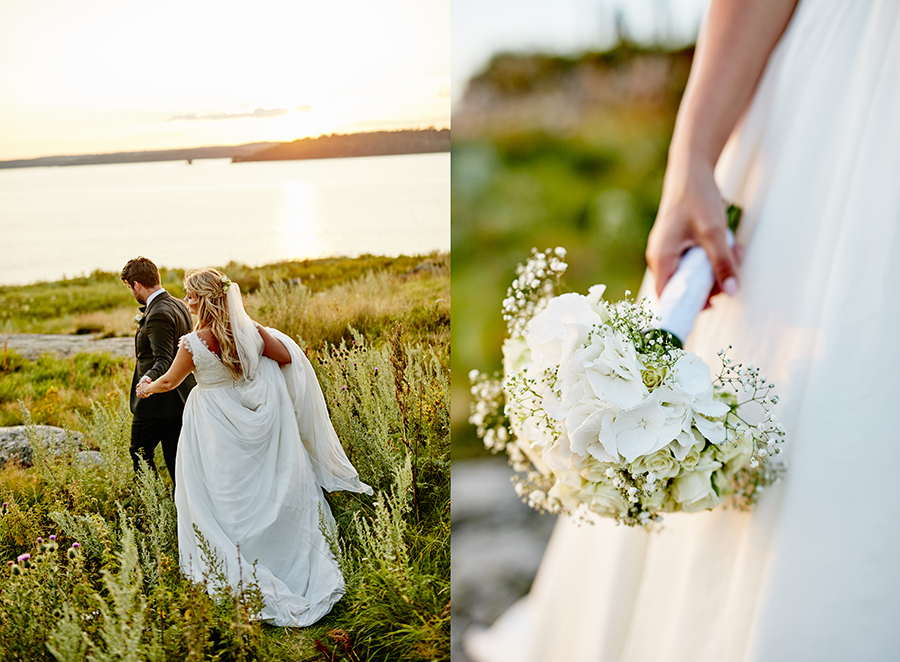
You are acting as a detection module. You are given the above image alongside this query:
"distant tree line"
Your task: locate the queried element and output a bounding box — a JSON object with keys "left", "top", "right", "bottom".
{"left": 232, "top": 128, "right": 450, "bottom": 163}
{"left": 0, "top": 143, "right": 278, "bottom": 170}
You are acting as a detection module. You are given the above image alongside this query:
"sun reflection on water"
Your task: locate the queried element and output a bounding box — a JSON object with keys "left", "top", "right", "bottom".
{"left": 275, "top": 180, "right": 332, "bottom": 261}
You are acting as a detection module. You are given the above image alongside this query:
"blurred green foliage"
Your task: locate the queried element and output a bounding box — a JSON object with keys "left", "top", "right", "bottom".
{"left": 451, "top": 46, "right": 693, "bottom": 460}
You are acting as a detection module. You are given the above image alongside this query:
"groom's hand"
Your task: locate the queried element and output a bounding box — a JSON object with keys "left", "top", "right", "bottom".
{"left": 136, "top": 375, "right": 151, "bottom": 398}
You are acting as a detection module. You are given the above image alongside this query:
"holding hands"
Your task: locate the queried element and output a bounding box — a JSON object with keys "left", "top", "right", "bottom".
{"left": 136, "top": 375, "right": 152, "bottom": 399}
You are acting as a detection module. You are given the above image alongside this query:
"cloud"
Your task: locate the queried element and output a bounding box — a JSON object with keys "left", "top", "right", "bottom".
{"left": 436, "top": 88, "right": 451, "bottom": 98}
{"left": 295, "top": 104, "right": 312, "bottom": 113}
{"left": 169, "top": 107, "right": 291, "bottom": 121}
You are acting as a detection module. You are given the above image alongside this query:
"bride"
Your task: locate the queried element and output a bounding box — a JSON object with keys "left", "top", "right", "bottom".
{"left": 467, "top": 0, "right": 900, "bottom": 660}
{"left": 136, "top": 267, "right": 372, "bottom": 627}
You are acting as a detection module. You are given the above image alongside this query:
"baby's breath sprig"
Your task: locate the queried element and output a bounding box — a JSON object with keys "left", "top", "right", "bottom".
{"left": 503, "top": 369, "right": 561, "bottom": 443}
{"left": 468, "top": 370, "right": 509, "bottom": 453}
{"left": 503, "top": 247, "right": 567, "bottom": 337}
{"left": 512, "top": 472, "right": 559, "bottom": 514}
{"left": 713, "top": 345, "right": 786, "bottom": 504}
{"left": 714, "top": 346, "right": 786, "bottom": 462}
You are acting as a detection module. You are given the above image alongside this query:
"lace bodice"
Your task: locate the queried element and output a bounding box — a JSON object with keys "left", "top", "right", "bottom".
{"left": 182, "top": 332, "right": 235, "bottom": 388}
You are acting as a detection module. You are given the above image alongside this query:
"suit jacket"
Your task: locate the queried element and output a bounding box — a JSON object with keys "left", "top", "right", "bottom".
{"left": 131, "top": 291, "right": 196, "bottom": 420}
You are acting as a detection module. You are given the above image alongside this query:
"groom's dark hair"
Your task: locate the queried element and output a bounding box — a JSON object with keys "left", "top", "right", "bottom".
{"left": 120, "top": 257, "right": 161, "bottom": 288}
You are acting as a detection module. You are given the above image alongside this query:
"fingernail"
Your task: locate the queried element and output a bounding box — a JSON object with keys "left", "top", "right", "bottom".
{"left": 723, "top": 277, "right": 739, "bottom": 296}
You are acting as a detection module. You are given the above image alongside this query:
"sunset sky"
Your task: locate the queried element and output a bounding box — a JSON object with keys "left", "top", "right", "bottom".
{"left": 0, "top": 0, "right": 450, "bottom": 161}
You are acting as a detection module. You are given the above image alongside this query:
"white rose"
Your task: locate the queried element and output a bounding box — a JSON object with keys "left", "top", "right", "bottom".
{"left": 548, "top": 481, "right": 582, "bottom": 512}
{"left": 640, "top": 362, "right": 666, "bottom": 390}
{"left": 578, "top": 481, "right": 628, "bottom": 518}
{"left": 714, "top": 429, "right": 754, "bottom": 477}
{"left": 579, "top": 457, "right": 618, "bottom": 483}
{"left": 671, "top": 455, "right": 723, "bottom": 512}
{"left": 680, "top": 443, "right": 703, "bottom": 470}
{"left": 640, "top": 486, "right": 672, "bottom": 513}
{"left": 630, "top": 447, "right": 680, "bottom": 479}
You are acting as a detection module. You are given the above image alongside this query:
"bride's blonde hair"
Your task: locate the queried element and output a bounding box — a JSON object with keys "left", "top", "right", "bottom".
{"left": 183, "top": 268, "right": 243, "bottom": 379}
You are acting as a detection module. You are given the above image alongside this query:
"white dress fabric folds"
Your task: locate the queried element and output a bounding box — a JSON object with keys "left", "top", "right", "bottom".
{"left": 175, "top": 327, "right": 371, "bottom": 627}
{"left": 466, "top": 1, "right": 900, "bottom": 660}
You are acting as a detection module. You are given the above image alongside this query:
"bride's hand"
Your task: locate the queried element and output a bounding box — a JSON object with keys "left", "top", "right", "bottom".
{"left": 136, "top": 379, "right": 152, "bottom": 399}
{"left": 646, "top": 151, "right": 740, "bottom": 298}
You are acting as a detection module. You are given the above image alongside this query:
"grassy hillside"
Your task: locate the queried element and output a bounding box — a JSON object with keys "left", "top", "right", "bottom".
{"left": 0, "top": 253, "right": 449, "bottom": 661}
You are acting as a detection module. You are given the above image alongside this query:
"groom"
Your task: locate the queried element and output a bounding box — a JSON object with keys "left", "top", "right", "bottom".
{"left": 121, "top": 257, "right": 195, "bottom": 485}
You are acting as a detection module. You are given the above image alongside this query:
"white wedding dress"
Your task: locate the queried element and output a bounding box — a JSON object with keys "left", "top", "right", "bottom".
{"left": 466, "top": 1, "right": 900, "bottom": 660}
{"left": 174, "top": 314, "right": 371, "bottom": 627}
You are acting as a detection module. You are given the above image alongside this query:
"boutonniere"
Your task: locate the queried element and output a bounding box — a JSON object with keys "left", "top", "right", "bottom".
{"left": 134, "top": 313, "right": 144, "bottom": 324}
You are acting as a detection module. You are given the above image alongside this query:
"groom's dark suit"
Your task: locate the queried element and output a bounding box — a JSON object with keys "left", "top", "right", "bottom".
{"left": 130, "top": 290, "right": 196, "bottom": 483}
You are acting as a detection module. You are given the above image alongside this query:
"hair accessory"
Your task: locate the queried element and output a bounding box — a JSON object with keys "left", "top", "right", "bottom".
{"left": 221, "top": 276, "right": 232, "bottom": 293}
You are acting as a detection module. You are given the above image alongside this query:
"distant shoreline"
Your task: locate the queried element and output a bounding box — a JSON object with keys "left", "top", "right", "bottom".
{"left": 0, "top": 128, "right": 451, "bottom": 171}
{"left": 232, "top": 128, "right": 450, "bottom": 163}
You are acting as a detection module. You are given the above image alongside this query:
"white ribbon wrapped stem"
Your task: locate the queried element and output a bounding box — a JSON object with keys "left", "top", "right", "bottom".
{"left": 656, "top": 230, "right": 735, "bottom": 345}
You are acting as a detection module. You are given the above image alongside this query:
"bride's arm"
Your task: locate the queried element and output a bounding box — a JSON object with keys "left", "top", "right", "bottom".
{"left": 646, "top": 0, "right": 799, "bottom": 296}
{"left": 256, "top": 324, "right": 292, "bottom": 365}
{"left": 137, "top": 343, "right": 194, "bottom": 397}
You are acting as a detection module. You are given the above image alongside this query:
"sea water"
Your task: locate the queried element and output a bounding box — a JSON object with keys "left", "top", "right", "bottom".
{"left": 0, "top": 152, "right": 449, "bottom": 285}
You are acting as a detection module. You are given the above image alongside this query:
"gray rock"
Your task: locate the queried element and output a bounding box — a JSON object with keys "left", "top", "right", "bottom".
{"left": 1, "top": 333, "right": 133, "bottom": 360}
{"left": 0, "top": 426, "right": 85, "bottom": 467}
{"left": 76, "top": 450, "right": 103, "bottom": 467}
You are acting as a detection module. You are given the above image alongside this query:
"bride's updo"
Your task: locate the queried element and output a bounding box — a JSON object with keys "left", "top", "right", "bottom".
{"left": 183, "top": 268, "right": 243, "bottom": 379}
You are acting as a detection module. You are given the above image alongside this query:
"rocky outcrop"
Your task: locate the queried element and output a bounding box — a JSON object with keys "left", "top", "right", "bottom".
{"left": 1, "top": 334, "right": 133, "bottom": 360}
{"left": 0, "top": 426, "right": 87, "bottom": 467}
{"left": 453, "top": 48, "right": 693, "bottom": 140}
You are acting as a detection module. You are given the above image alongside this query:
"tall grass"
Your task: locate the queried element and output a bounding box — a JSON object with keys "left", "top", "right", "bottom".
{"left": 0, "top": 254, "right": 447, "bottom": 339}
{"left": 0, "top": 350, "right": 132, "bottom": 430}
{"left": 0, "top": 255, "right": 449, "bottom": 660}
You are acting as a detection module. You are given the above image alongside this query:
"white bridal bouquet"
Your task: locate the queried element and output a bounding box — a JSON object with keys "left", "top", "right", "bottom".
{"left": 469, "top": 247, "right": 785, "bottom": 528}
